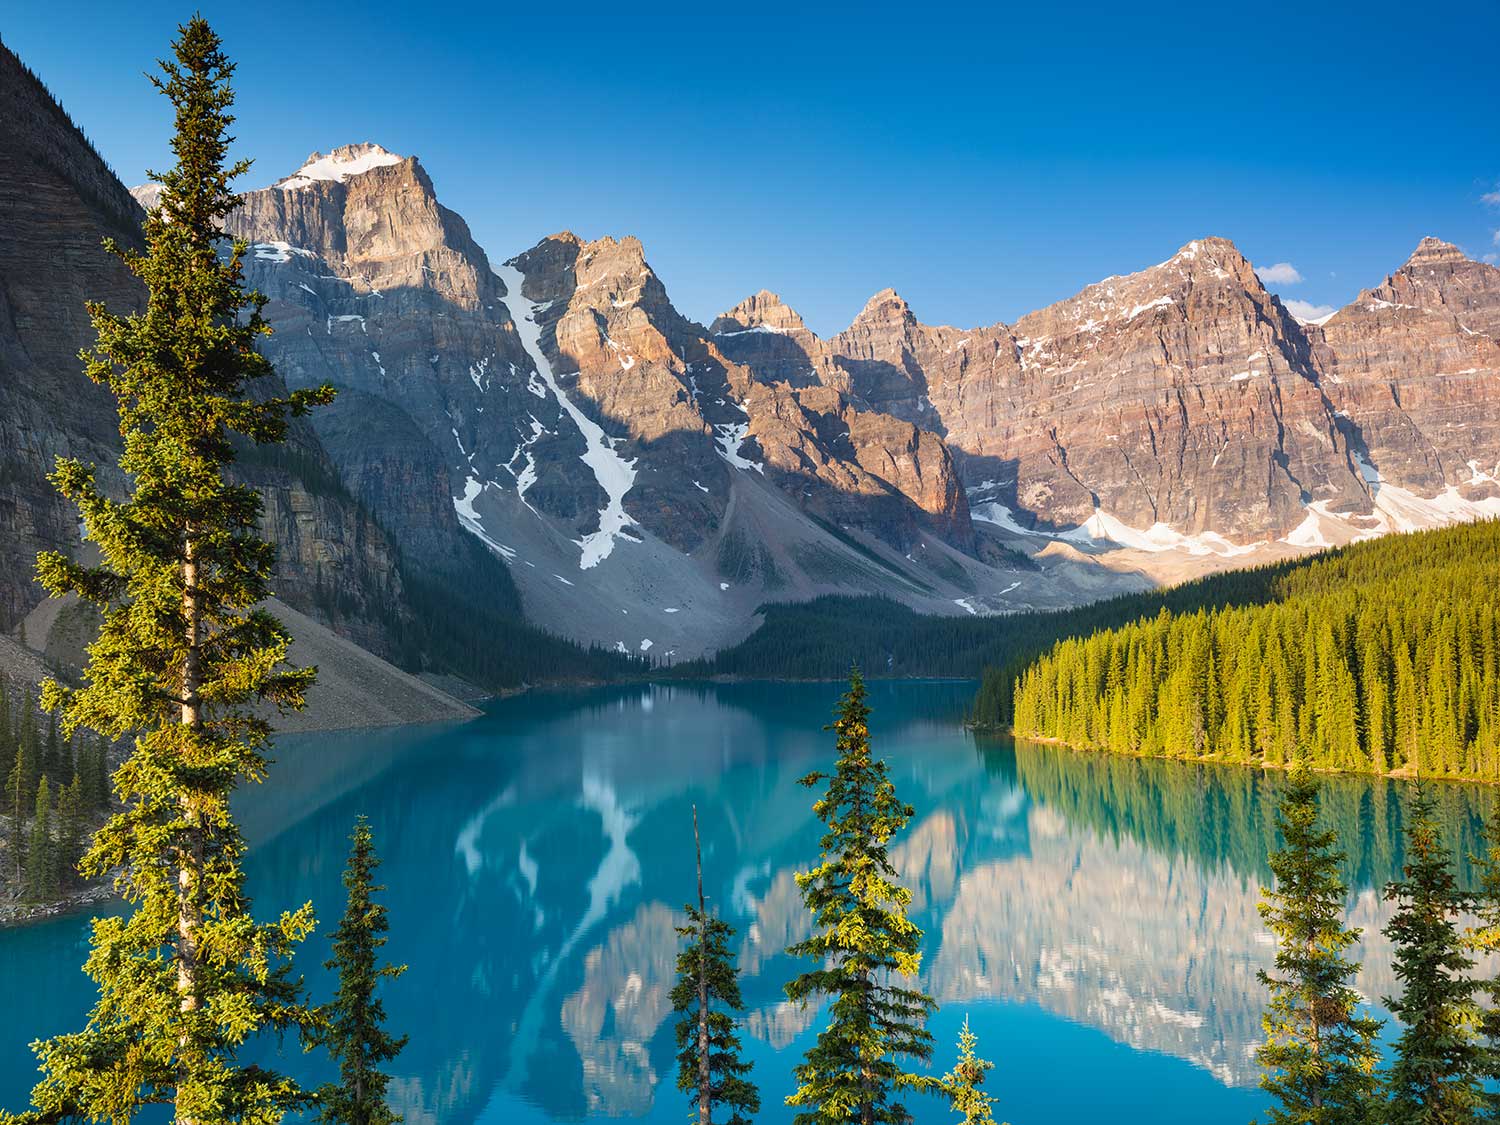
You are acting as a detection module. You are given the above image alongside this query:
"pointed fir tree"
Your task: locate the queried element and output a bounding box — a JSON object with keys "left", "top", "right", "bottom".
{"left": 1383, "top": 783, "right": 1483, "bottom": 1122}
{"left": 1465, "top": 796, "right": 1500, "bottom": 1117}
{"left": 1254, "top": 762, "right": 1382, "bottom": 1124}
{"left": 0, "top": 679, "right": 15, "bottom": 804}
{"left": 670, "top": 805, "right": 758, "bottom": 1125}
{"left": 23, "top": 776, "right": 54, "bottom": 902}
{"left": 2, "top": 18, "right": 332, "bottom": 1125}
{"left": 785, "top": 670, "right": 938, "bottom": 1125}
{"left": 52, "top": 775, "right": 85, "bottom": 893}
{"left": 941, "top": 1018, "right": 999, "bottom": 1125}
{"left": 313, "top": 816, "right": 408, "bottom": 1125}
{"left": 6, "top": 751, "right": 26, "bottom": 892}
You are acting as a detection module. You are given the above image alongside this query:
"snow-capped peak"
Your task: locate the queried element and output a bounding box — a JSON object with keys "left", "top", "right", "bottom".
{"left": 276, "top": 143, "right": 404, "bottom": 191}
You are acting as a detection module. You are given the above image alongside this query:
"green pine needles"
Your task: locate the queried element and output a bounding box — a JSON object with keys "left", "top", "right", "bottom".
{"left": 1383, "top": 785, "right": 1484, "bottom": 1121}
{"left": 784, "top": 670, "right": 938, "bottom": 1125}
{"left": 941, "top": 1018, "right": 999, "bottom": 1125}
{"left": 670, "top": 806, "right": 758, "bottom": 1125}
{"left": 1466, "top": 798, "right": 1500, "bottom": 1117}
{"left": 313, "top": 817, "right": 408, "bottom": 1125}
{"left": 3, "top": 16, "right": 333, "bottom": 1125}
{"left": 1255, "top": 762, "right": 1382, "bottom": 1124}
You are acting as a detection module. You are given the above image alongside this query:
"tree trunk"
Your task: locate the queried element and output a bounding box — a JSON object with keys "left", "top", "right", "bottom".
{"left": 694, "top": 805, "right": 711, "bottom": 1125}
{"left": 177, "top": 531, "right": 203, "bottom": 1124}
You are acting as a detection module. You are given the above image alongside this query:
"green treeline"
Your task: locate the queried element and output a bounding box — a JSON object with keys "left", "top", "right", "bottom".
{"left": 1001, "top": 520, "right": 1500, "bottom": 780}
{"left": 0, "top": 675, "right": 111, "bottom": 904}
{"left": 674, "top": 552, "right": 1315, "bottom": 685}
{"left": 381, "top": 534, "right": 650, "bottom": 688}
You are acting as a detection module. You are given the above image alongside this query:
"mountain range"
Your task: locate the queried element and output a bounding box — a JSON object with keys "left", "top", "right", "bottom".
{"left": 4, "top": 38, "right": 1499, "bottom": 692}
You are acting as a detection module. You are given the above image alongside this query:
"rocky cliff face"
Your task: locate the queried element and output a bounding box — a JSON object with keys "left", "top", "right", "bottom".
{"left": 223, "top": 139, "right": 1500, "bottom": 654}
{"left": 735, "top": 240, "right": 1364, "bottom": 542}
{"left": 0, "top": 50, "right": 408, "bottom": 656}
{"left": 1308, "top": 238, "right": 1500, "bottom": 510}
{"left": 0, "top": 44, "right": 136, "bottom": 626}
{"left": 996, "top": 238, "right": 1361, "bottom": 540}
{"left": 506, "top": 231, "right": 975, "bottom": 555}
{"left": 227, "top": 157, "right": 1022, "bottom": 659}
{"left": 720, "top": 235, "right": 1500, "bottom": 565}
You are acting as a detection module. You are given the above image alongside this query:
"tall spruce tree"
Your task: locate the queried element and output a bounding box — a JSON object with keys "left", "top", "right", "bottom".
{"left": 23, "top": 776, "right": 54, "bottom": 902}
{"left": 670, "top": 805, "right": 758, "bottom": 1125}
{"left": 1465, "top": 796, "right": 1500, "bottom": 1117}
{"left": 6, "top": 751, "right": 26, "bottom": 891}
{"left": 53, "top": 775, "right": 84, "bottom": 893}
{"left": 941, "top": 1018, "right": 999, "bottom": 1125}
{"left": 785, "top": 670, "right": 937, "bottom": 1125}
{"left": 1254, "top": 762, "right": 1382, "bottom": 1124}
{"left": 314, "top": 817, "right": 408, "bottom": 1125}
{"left": 1383, "top": 784, "right": 1483, "bottom": 1122}
{"left": 2, "top": 18, "right": 331, "bottom": 1125}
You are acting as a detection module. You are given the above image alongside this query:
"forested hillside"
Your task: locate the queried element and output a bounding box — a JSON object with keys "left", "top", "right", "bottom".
{"left": 676, "top": 561, "right": 1305, "bottom": 685}
{"left": 1000, "top": 521, "right": 1500, "bottom": 779}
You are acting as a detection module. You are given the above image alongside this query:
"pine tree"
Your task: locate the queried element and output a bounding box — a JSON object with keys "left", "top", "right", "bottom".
{"left": 313, "top": 817, "right": 408, "bottom": 1125}
{"left": 3, "top": 18, "right": 331, "bottom": 1125}
{"left": 1464, "top": 796, "right": 1500, "bottom": 1117}
{"left": 23, "top": 776, "right": 55, "bottom": 902}
{"left": 941, "top": 1018, "right": 999, "bottom": 1125}
{"left": 53, "top": 775, "right": 85, "bottom": 893}
{"left": 7, "top": 707, "right": 38, "bottom": 817}
{"left": 1383, "top": 784, "right": 1483, "bottom": 1122}
{"left": 785, "top": 670, "right": 938, "bottom": 1125}
{"left": 6, "top": 747, "right": 30, "bottom": 890}
{"left": 1254, "top": 762, "right": 1382, "bottom": 1124}
{"left": 0, "top": 679, "right": 15, "bottom": 804}
{"left": 670, "top": 805, "right": 758, "bottom": 1125}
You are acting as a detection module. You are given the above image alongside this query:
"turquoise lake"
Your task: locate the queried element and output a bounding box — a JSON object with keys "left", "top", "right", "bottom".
{"left": 3, "top": 680, "right": 1492, "bottom": 1123}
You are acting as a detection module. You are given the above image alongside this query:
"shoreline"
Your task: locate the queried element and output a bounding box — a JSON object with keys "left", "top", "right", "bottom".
{"left": 0, "top": 881, "right": 115, "bottom": 929}
{"left": 986, "top": 725, "right": 1500, "bottom": 788}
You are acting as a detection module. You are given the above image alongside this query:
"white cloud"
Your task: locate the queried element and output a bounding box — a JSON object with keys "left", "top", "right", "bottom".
{"left": 1483, "top": 187, "right": 1500, "bottom": 206}
{"left": 1493, "top": 229, "right": 1500, "bottom": 247}
{"left": 1254, "top": 262, "right": 1304, "bottom": 285}
{"left": 1283, "top": 299, "right": 1337, "bottom": 325}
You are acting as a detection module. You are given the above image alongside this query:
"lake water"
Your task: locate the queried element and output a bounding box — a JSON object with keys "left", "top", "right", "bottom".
{"left": 2, "top": 681, "right": 1492, "bottom": 1124}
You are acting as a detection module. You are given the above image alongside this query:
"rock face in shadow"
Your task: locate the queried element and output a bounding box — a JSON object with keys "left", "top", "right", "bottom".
{"left": 508, "top": 231, "right": 977, "bottom": 555}
{"left": 0, "top": 44, "right": 137, "bottom": 626}
{"left": 0, "top": 49, "right": 409, "bottom": 657}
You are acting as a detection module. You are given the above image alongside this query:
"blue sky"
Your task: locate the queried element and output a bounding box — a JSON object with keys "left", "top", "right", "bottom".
{"left": 7, "top": 0, "right": 1499, "bottom": 335}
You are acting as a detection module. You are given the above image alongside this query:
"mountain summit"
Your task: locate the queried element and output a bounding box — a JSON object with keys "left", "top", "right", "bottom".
{"left": 275, "top": 142, "right": 405, "bottom": 190}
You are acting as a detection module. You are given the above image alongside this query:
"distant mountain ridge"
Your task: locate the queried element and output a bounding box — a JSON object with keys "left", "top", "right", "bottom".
{"left": 7, "top": 27, "right": 1500, "bottom": 670}
{"left": 0, "top": 48, "right": 632, "bottom": 707}
{"left": 171, "top": 137, "right": 1500, "bottom": 657}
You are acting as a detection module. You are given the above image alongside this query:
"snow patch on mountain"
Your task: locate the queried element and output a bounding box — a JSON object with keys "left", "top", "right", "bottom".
{"left": 969, "top": 488, "right": 1262, "bottom": 557}
{"left": 496, "top": 262, "right": 639, "bottom": 569}
{"left": 277, "top": 143, "right": 403, "bottom": 190}
{"left": 714, "top": 421, "right": 764, "bottom": 473}
{"left": 452, "top": 477, "right": 517, "bottom": 561}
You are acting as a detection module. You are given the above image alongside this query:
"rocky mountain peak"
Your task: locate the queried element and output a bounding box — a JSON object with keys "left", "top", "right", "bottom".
{"left": 849, "top": 287, "right": 914, "bottom": 329}
{"left": 275, "top": 142, "right": 406, "bottom": 190}
{"left": 1167, "top": 237, "right": 1258, "bottom": 285}
{"left": 711, "top": 290, "right": 810, "bottom": 336}
{"left": 1403, "top": 236, "right": 1468, "bottom": 268}
{"left": 1354, "top": 234, "right": 1500, "bottom": 338}
{"left": 129, "top": 182, "right": 161, "bottom": 210}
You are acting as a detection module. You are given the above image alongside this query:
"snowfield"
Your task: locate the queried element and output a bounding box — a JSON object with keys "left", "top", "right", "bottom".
{"left": 494, "top": 262, "right": 640, "bottom": 570}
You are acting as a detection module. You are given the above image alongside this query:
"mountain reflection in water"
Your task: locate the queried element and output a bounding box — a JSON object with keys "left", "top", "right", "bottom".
{"left": 2, "top": 681, "right": 1490, "bottom": 1125}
